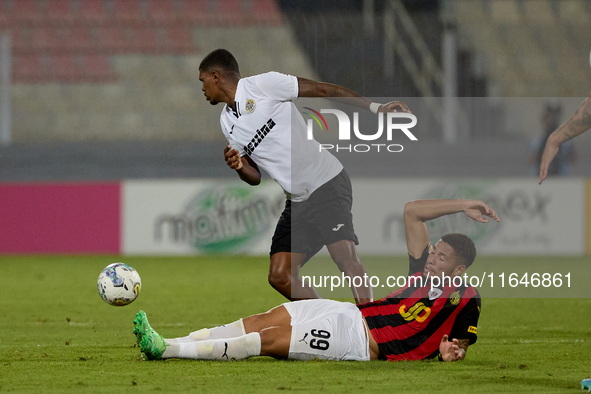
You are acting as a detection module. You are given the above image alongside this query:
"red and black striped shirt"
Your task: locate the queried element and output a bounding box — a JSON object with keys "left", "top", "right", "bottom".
{"left": 358, "top": 246, "right": 480, "bottom": 361}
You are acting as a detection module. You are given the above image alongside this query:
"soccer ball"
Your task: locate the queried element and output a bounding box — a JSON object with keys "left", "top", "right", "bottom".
{"left": 97, "top": 263, "right": 141, "bottom": 306}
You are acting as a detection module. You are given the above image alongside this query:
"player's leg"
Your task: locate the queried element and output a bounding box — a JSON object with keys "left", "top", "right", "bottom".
{"left": 305, "top": 170, "right": 373, "bottom": 304}
{"left": 136, "top": 300, "right": 370, "bottom": 361}
{"left": 146, "top": 327, "right": 291, "bottom": 361}
{"left": 134, "top": 309, "right": 291, "bottom": 361}
{"left": 243, "top": 304, "right": 291, "bottom": 332}
{"left": 269, "top": 251, "right": 321, "bottom": 300}
{"left": 268, "top": 199, "right": 322, "bottom": 300}
{"left": 326, "top": 239, "right": 373, "bottom": 304}
{"left": 164, "top": 319, "right": 247, "bottom": 345}
{"left": 143, "top": 331, "right": 263, "bottom": 361}
{"left": 136, "top": 305, "right": 292, "bottom": 354}
{"left": 163, "top": 300, "right": 369, "bottom": 361}
{"left": 184, "top": 304, "right": 292, "bottom": 340}
{"left": 259, "top": 326, "right": 291, "bottom": 358}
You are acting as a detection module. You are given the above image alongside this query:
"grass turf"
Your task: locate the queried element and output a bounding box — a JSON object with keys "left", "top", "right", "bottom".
{"left": 1, "top": 255, "right": 590, "bottom": 393}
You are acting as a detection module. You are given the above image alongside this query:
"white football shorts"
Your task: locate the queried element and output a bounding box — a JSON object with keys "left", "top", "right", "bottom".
{"left": 283, "top": 299, "right": 370, "bottom": 361}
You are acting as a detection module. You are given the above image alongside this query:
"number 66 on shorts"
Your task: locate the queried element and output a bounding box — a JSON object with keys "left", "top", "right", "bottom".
{"left": 284, "top": 300, "right": 370, "bottom": 361}
{"left": 309, "top": 329, "right": 331, "bottom": 350}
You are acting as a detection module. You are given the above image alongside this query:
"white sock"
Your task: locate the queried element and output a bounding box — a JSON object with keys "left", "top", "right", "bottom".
{"left": 162, "top": 333, "right": 261, "bottom": 360}
{"left": 163, "top": 319, "right": 247, "bottom": 351}
{"left": 188, "top": 319, "right": 246, "bottom": 341}
{"left": 164, "top": 336, "right": 193, "bottom": 345}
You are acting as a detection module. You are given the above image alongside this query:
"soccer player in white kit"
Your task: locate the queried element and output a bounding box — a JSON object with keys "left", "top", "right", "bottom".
{"left": 198, "top": 49, "right": 410, "bottom": 304}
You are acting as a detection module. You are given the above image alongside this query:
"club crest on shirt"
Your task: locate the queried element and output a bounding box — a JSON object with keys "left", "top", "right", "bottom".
{"left": 428, "top": 288, "right": 443, "bottom": 300}
{"left": 245, "top": 99, "right": 256, "bottom": 114}
{"left": 449, "top": 291, "right": 461, "bottom": 306}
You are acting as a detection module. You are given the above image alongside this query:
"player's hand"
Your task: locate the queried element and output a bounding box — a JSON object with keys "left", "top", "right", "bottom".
{"left": 379, "top": 101, "right": 412, "bottom": 114}
{"left": 224, "top": 145, "right": 243, "bottom": 170}
{"left": 538, "top": 134, "right": 561, "bottom": 185}
{"left": 461, "top": 199, "right": 500, "bottom": 223}
{"left": 439, "top": 335, "right": 466, "bottom": 362}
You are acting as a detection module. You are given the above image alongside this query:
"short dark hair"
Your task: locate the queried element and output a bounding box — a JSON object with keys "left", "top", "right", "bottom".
{"left": 441, "top": 233, "right": 476, "bottom": 268}
{"left": 199, "top": 49, "right": 240, "bottom": 75}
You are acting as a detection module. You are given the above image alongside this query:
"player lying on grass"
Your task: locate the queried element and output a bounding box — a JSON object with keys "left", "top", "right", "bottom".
{"left": 134, "top": 199, "right": 499, "bottom": 362}
{"left": 199, "top": 48, "right": 411, "bottom": 304}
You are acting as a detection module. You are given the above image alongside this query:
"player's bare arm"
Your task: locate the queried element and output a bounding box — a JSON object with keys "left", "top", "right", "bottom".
{"left": 539, "top": 95, "right": 591, "bottom": 184}
{"left": 404, "top": 199, "right": 500, "bottom": 258}
{"left": 297, "top": 77, "right": 411, "bottom": 114}
{"left": 223, "top": 145, "right": 261, "bottom": 185}
{"left": 439, "top": 335, "right": 469, "bottom": 362}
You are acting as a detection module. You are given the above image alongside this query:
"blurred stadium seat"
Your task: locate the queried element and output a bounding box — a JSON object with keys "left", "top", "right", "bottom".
{"left": 0, "top": 0, "right": 306, "bottom": 144}
{"left": 46, "top": 0, "right": 74, "bottom": 22}
{"left": 558, "top": 0, "right": 589, "bottom": 23}
{"left": 94, "top": 24, "right": 127, "bottom": 53}
{"left": 50, "top": 54, "right": 82, "bottom": 81}
{"left": 165, "top": 26, "right": 193, "bottom": 53}
{"left": 252, "top": 0, "right": 282, "bottom": 25}
{"left": 65, "top": 25, "right": 94, "bottom": 52}
{"left": 214, "top": 0, "right": 246, "bottom": 25}
{"left": 82, "top": 54, "right": 117, "bottom": 82}
{"left": 180, "top": 0, "right": 209, "bottom": 23}
{"left": 452, "top": 0, "right": 590, "bottom": 97}
{"left": 12, "top": 54, "right": 43, "bottom": 82}
{"left": 490, "top": 0, "right": 521, "bottom": 24}
{"left": 79, "top": 0, "right": 109, "bottom": 22}
{"left": 112, "top": 0, "right": 144, "bottom": 22}
{"left": 1, "top": 0, "right": 287, "bottom": 83}
{"left": 10, "top": 0, "right": 42, "bottom": 22}
{"left": 31, "top": 26, "right": 61, "bottom": 51}
{"left": 146, "top": 0, "right": 178, "bottom": 22}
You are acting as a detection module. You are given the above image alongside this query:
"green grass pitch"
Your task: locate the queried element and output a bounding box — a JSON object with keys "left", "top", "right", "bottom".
{"left": 1, "top": 255, "right": 590, "bottom": 393}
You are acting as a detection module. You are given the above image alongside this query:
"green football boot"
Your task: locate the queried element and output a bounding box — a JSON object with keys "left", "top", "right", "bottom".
{"left": 132, "top": 310, "right": 151, "bottom": 344}
{"left": 139, "top": 326, "right": 167, "bottom": 360}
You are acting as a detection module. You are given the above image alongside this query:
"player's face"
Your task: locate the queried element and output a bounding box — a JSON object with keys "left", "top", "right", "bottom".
{"left": 423, "top": 241, "right": 464, "bottom": 280}
{"left": 199, "top": 70, "right": 220, "bottom": 105}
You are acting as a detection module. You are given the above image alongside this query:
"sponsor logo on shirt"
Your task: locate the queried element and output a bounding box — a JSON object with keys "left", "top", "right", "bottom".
{"left": 244, "top": 118, "right": 276, "bottom": 156}
{"left": 399, "top": 302, "right": 431, "bottom": 322}
{"left": 468, "top": 326, "right": 477, "bottom": 334}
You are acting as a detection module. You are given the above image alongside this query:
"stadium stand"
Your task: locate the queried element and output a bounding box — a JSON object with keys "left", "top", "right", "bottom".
{"left": 450, "top": 0, "right": 591, "bottom": 97}
{"left": 0, "top": 0, "right": 285, "bottom": 83}
{"left": 0, "top": 0, "right": 313, "bottom": 142}
{"left": 1, "top": 0, "right": 591, "bottom": 181}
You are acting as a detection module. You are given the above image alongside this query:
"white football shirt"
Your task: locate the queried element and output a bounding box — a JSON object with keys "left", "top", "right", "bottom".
{"left": 220, "top": 72, "right": 343, "bottom": 202}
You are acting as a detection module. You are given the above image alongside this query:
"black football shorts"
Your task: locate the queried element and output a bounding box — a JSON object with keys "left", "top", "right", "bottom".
{"left": 270, "top": 170, "right": 359, "bottom": 256}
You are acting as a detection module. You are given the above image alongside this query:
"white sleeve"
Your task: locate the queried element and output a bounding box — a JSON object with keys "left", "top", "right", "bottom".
{"left": 221, "top": 120, "right": 245, "bottom": 156}
{"left": 254, "top": 72, "right": 299, "bottom": 102}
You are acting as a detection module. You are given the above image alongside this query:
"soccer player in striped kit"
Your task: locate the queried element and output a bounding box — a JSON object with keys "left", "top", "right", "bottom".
{"left": 135, "top": 198, "right": 499, "bottom": 362}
